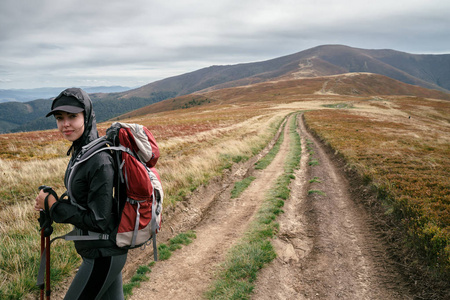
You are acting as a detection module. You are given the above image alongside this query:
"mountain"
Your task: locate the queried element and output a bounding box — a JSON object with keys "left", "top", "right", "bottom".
{"left": 117, "top": 44, "right": 450, "bottom": 100}
{"left": 0, "top": 86, "right": 133, "bottom": 103}
{"left": 1, "top": 45, "right": 449, "bottom": 133}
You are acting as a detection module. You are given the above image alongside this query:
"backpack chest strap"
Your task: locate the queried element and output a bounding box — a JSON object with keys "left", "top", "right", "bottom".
{"left": 52, "top": 228, "right": 110, "bottom": 242}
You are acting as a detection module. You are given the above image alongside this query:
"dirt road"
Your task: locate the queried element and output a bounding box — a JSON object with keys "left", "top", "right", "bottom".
{"left": 126, "top": 113, "right": 416, "bottom": 300}
{"left": 129, "top": 118, "right": 290, "bottom": 299}
{"left": 252, "top": 115, "right": 413, "bottom": 299}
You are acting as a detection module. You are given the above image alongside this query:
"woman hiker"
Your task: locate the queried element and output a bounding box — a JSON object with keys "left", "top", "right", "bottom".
{"left": 34, "top": 87, "right": 127, "bottom": 299}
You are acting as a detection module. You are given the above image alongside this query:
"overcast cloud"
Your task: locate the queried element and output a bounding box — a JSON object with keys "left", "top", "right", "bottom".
{"left": 1, "top": 0, "right": 449, "bottom": 89}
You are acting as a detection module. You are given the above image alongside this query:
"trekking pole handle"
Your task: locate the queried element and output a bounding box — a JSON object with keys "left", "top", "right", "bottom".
{"left": 39, "top": 185, "right": 56, "bottom": 196}
{"left": 38, "top": 186, "right": 59, "bottom": 210}
{"left": 38, "top": 186, "right": 57, "bottom": 237}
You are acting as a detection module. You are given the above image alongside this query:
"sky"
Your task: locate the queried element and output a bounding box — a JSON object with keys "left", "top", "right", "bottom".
{"left": 1, "top": 0, "right": 449, "bottom": 90}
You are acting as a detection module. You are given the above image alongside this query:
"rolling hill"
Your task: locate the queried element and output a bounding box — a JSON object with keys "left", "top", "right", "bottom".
{"left": 1, "top": 44, "right": 449, "bottom": 133}
{"left": 115, "top": 72, "right": 450, "bottom": 119}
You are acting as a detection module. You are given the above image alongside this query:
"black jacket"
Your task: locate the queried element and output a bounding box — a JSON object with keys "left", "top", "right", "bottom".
{"left": 49, "top": 88, "right": 127, "bottom": 258}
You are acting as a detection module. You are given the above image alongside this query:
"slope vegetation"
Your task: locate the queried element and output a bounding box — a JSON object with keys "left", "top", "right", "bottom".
{"left": 116, "top": 72, "right": 450, "bottom": 118}
{"left": 2, "top": 44, "right": 448, "bottom": 134}
{"left": 1, "top": 74, "right": 449, "bottom": 298}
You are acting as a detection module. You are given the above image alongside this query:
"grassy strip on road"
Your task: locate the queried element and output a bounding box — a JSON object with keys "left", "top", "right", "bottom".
{"left": 206, "top": 113, "right": 302, "bottom": 299}
{"left": 230, "top": 120, "right": 287, "bottom": 199}
{"left": 231, "top": 176, "right": 256, "bottom": 199}
{"left": 254, "top": 122, "right": 285, "bottom": 170}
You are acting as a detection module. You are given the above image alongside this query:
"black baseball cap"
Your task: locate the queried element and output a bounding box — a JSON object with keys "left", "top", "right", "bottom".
{"left": 46, "top": 95, "right": 84, "bottom": 117}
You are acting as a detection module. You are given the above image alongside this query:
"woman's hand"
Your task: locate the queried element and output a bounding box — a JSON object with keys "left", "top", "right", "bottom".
{"left": 34, "top": 189, "right": 57, "bottom": 211}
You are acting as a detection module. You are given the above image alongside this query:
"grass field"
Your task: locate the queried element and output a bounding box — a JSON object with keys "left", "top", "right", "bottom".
{"left": 0, "top": 102, "right": 288, "bottom": 299}
{"left": 0, "top": 89, "right": 449, "bottom": 298}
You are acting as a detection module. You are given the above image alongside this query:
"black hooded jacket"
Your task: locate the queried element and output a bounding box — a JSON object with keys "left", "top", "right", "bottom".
{"left": 49, "top": 88, "right": 127, "bottom": 258}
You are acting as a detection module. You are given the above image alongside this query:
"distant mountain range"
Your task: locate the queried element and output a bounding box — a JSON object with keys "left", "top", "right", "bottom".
{"left": 1, "top": 44, "right": 449, "bottom": 134}
{"left": 0, "top": 86, "right": 133, "bottom": 103}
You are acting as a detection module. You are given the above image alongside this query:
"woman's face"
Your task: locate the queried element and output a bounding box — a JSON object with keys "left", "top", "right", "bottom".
{"left": 54, "top": 111, "right": 85, "bottom": 142}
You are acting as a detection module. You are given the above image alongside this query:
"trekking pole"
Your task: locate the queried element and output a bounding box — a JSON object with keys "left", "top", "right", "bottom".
{"left": 37, "top": 186, "right": 56, "bottom": 300}
{"left": 38, "top": 209, "right": 52, "bottom": 299}
{"left": 45, "top": 233, "right": 51, "bottom": 300}
{"left": 39, "top": 215, "right": 45, "bottom": 300}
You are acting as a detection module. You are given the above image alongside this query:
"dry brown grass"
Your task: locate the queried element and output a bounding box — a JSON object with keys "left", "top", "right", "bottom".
{"left": 0, "top": 101, "right": 289, "bottom": 298}
{"left": 0, "top": 158, "right": 68, "bottom": 205}
{"left": 303, "top": 96, "right": 450, "bottom": 275}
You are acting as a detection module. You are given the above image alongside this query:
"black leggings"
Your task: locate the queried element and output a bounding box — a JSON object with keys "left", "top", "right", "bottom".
{"left": 64, "top": 253, "right": 127, "bottom": 300}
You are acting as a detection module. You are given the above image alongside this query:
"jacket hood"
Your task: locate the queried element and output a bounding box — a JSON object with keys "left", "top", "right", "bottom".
{"left": 52, "top": 88, "right": 99, "bottom": 154}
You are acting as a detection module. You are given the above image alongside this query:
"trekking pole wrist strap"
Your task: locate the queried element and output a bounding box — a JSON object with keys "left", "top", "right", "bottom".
{"left": 44, "top": 194, "right": 51, "bottom": 216}
{"left": 39, "top": 185, "right": 59, "bottom": 215}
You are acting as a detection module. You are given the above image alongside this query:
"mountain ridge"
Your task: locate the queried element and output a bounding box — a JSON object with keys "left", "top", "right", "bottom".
{"left": 119, "top": 44, "right": 449, "bottom": 100}
{"left": 1, "top": 44, "right": 449, "bottom": 133}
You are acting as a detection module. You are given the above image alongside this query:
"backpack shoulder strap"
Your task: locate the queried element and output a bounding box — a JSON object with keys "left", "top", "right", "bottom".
{"left": 66, "top": 137, "right": 113, "bottom": 210}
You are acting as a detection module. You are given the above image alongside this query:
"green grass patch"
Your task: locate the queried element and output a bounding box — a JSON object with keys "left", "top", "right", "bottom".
{"left": 123, "top": 231, "right": 196, "bottom": 299}
{"left": 123, "top": 262, "right": 155, "bottom": 298}
{"left": 255, "top": 124, "right": 285, "bottom": 170}
{"left": 322, "top": 103, "right": 354, "bottom": 109}
{"left": 231, "top": 176, "right": 256, "bottom": 199}
{"left": 206, "top": 113, "right": 302, "bottom": 299}
{"left": 309, "top": 159, "right": 319, "bottom": 166}
{"left": 220, "top": 154, "right": 250, "bottom": 170}
{"left": 169, "top": 231, "right": 196, "bottom": 248}
{"left": 308, "top": 189, "right": 326, "bottom": 196}
{"left": 309, "top": 177, "right": 322, "bottom": 183}
{"left": 0, "top": 220, "right": 79, "bottom": 300}
{"left": 157, "top": 244, "right": 172, "bottom": 261}
{"left": 157, "top": 230, "right": 197, "bottom": 261}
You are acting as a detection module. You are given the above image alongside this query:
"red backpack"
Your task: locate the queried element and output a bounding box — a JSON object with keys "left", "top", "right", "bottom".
{"left": 65, "top": 122, "right": 163, "bottom": 260}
